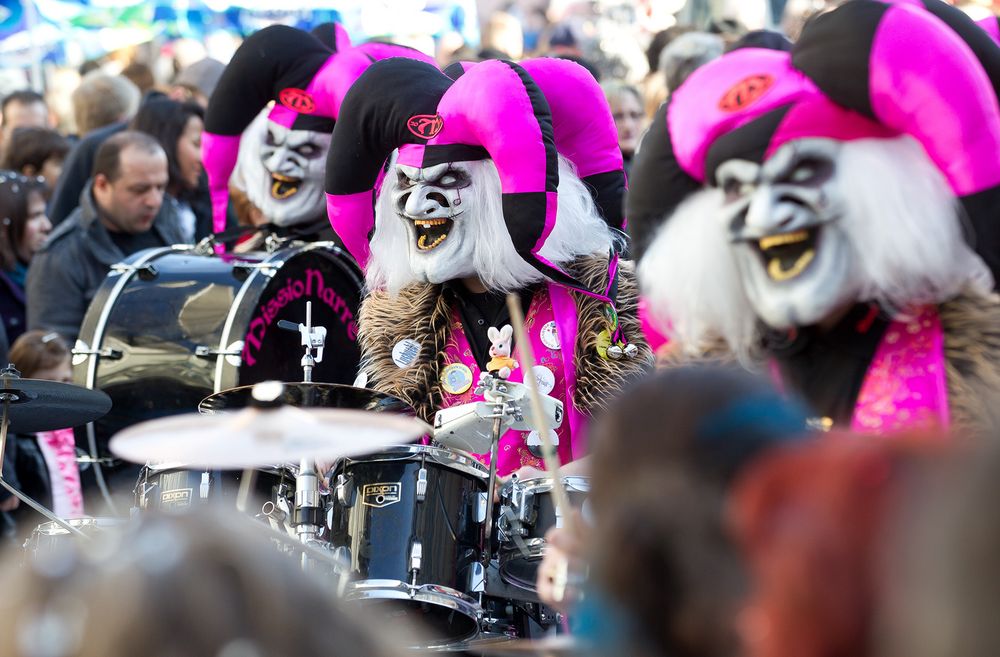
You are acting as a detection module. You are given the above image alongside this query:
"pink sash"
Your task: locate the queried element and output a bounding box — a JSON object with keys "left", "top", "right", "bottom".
{"left": 850, "top": 307, "right": 950, "bottom": 433}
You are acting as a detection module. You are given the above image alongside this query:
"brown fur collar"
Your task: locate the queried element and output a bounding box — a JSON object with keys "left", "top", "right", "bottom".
{"left": 358, "top": 256, "right": 654, "bottom": 424}
{"left": 940, "top": 291, "right": 1000, "bottom": 434}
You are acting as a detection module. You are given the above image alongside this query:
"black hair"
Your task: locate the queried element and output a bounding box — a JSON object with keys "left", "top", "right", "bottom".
{"left": 129, "top": 97, "right": 204, "bottom": 194}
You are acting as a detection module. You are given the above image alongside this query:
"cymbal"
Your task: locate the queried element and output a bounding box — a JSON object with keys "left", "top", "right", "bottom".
{"left": 0, "top": 374, "right": 111, "bottom": 433}
{"left": 109, "top": 406, "right": 431, "bottom": 468}
{"left": 199, "top": 382, "right": 413, "bottom": 415}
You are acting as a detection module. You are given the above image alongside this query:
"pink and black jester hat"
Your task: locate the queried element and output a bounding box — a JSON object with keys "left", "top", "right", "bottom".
{"left": 627, "top": 0, "right": 1000, "bottom": 282}
{"left": 201, "top": 24, "right": 435, "bottom": 235}
{"left": 443, "top": 58, "right": 627, "bottom": 234}
{"left": 325, "top": 57, "right": 624, "bottom": 303}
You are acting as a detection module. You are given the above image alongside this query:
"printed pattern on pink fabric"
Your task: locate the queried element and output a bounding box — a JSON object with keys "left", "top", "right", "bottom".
{"left": 851, "top": 307, "right": 950, "bottom": 434}
{"left": 439, "top": 287, "right": 573, "bottom": 476}
{"left": 37, "top": 428, "right": 84, "bottom": 517}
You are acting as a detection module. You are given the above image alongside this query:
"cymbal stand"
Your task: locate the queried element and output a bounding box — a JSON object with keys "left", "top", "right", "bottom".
{"left": 475, "top": 375, "right": 525, "bottom": 565}
{"left": 0, "top": 368, "right": 86, "bottom": 538}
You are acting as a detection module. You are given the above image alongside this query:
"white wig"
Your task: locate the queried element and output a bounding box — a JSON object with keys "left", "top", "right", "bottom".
{"left": 366, "top": 153, "right": 621, "bottom": 294}
{"left": 640, "top": 135, "right": 994, "bottom": 360}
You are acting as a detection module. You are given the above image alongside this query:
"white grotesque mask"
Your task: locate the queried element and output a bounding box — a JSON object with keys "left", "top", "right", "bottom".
{"left": 391, "top": 161, "right": 478, "bottom": 284}
{"left": 717, "top": 138, "right": 861, "bottom": 329}
{"left": 235, "top": 115, "right": 331, "bottom": 228}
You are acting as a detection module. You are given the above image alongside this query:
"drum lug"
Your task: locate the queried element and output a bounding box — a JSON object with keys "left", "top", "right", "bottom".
{"left": 71, "top": 340, "right": 123, "bottom": 361}
{"left": 335, "top": 474, "right": 352, "bottom": 507}
{"left": 468, "top": 561, "right": 486, "bottom": 593}
{"left": 415, "top": 467, "right": 428, "bottom": 502}
{"left": 111, "top": 262, "right": 158, "bottom": 281}
{"left": 194, "top": 341, "right": 245, "bottom": 368}
{"left": 475, "top": 491, "right": 488, "bottom": 524}
{"left": 410, "top": 541, "right": 423, "bottom": 579}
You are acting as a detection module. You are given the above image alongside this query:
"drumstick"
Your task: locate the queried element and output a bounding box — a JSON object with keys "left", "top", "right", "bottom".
{"left": 505, "top": 294, "right": 576, "bottom": 537}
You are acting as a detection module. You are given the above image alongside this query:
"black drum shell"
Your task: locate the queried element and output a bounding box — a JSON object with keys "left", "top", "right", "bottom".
{"left": 328, "top": 445, "right": 488, "bottom": 642}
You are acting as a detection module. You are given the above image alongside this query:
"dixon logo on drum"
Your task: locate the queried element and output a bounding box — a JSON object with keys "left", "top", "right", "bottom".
{"left": 362, "top": 483, "right": 401, "bottom": 508}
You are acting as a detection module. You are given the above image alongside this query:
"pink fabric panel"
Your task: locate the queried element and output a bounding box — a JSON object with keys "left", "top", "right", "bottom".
{"left": 355, "top": 41, "right": 436, "bottom": 66}
{"left": 638, "top": 297, "right": 669, "bottom": 353}
{"left": 396, "top": 144, "right": 425, "bottom": 167}
{"left": 432, "top": 60, "right": 548, "bottom": 193}
{"left": 307, "top": 49, "right": 372, "bottom": 119}
{"left": 333, "top": 22, "right": 351, "bottom": 50}
{"left": 766, "top": 97, "right": 896, "bottom": 159}
{"left": 870, "top": 4, "right": 1000, "bottom": 195}
{"left": 202, "top": 131, "right": 242, "bottom": 234}
{"left": 266, "top": 104, "right": 298, "bottom": 128}
{"left": 669, "top": 48, "right": 817, "bottom": 182}
{"left": 978, "top": 15, "right": 1000, "bottom": 45}
{"left": 520, "top": 58, "right": 623, "bottom": 178}
{"left": 326, "top": 191, "right": 373, "bottom": 267}
{"left": 548, "top": 283, "right": 586, "bottom": 460}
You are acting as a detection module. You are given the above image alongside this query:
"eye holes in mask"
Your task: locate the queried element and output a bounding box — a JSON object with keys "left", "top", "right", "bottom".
{"left": 395, "top": 168, "right": 470, "bottom": 190}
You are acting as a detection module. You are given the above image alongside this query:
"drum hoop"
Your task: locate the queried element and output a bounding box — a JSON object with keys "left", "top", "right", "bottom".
{"left": 514, "top": 476, "right": 590, "bottom": 495}
{"left": 342, "top": 444, "right": 489, "bottom": 480}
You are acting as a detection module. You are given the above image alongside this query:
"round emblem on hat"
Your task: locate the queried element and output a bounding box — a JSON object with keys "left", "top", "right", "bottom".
{"left": 392, "top": 339, "right": 421, "bottom": 369}
{"left": 406, "top": 114, "right": 444, "bottom": 139}
{"left": 441, "top": 363, "right": 474, "bottom": 395}
{"left": 532, "top": 365, "right": 556, "bottom": 396}
{"left": 539, "top": 320, "right": 561, "bottom": 350}
{"left": 279, "top": 87, "right": 316, "bottom": 114}
{"left": 718, "top": 74, "right": 775, "bottom": 113}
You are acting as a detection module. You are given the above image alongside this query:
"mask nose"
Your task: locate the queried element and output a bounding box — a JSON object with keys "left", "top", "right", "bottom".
{"left": 403, "top": 184, "right": 448, "bottom": 217}
{"left": 744, "top": 186, "right": 806, "bottom": 234}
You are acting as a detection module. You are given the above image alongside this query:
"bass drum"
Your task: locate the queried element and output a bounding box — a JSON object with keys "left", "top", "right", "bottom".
{"left": 73, "top": 241, "right": 363, "bottom": 489}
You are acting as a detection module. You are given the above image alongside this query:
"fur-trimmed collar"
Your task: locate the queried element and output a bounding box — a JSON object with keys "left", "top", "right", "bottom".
{"left": 358, "top": 255, "right": 653, "bottom": 424}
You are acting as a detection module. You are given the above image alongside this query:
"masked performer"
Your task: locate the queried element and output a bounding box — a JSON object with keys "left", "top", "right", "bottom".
{"left": 202, "top": 24, "right": 435, "bottom": 240}
{"left": 325, "top": 57, "right": 650, "bottom": 476}
{"left": 634, "top": 1, "right": 1000, "bottom": 435}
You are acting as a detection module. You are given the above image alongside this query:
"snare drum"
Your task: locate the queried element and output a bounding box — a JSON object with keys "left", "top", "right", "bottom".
{"left": 73, "top": 241, "right": 363, "bottom": 489}
{"left": 497, "top": 477, "right": 590, "bottom": 593}
{"left": 327, "top": 445, "right": 489, "bottom": 644}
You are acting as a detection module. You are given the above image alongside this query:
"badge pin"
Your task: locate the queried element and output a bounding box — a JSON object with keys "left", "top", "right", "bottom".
{"left": 441, "top": 363, "right": 474, "bottom": 395}
{"left": 596, "top": 329, "right": 613, "bottom": 360}
{"left": 532, "top": 365, "right": 556, "bottom": 396}
{"left": 392, "top": 339, "right": 421, "bottom": 369}
{"left": 539, "top": 320, "right": 561, "bottom": 350}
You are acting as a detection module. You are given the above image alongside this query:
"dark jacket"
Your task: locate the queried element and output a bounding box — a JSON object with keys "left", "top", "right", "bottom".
{"left": 0, "top": 267, "right": 27, "bottom": 344}
{"left": 25, "top": 179, "right": 186, "bottom": 344}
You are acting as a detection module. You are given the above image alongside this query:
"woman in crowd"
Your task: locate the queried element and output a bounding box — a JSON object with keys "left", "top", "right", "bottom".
{"left": 0, "top": 172, "right": 51, "bottom": 343}
{"left": 129, "top": 97, "right": 208, "bottom": 243}
{"left": 601, "top": 80, "right": 646, "bottom": 176}
{"left": 0, "top": 127, "right": 71, "bottom": 191}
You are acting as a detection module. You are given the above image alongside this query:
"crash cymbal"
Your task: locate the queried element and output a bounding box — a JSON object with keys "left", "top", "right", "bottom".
{"left": 199, "top": 382, "right": 413, "bottom": 415}
{"left": 0, "top": 371, "right": 111, "bottom": 433}
{"left": 109, "top": 405, "right": 431, "bottom": 469}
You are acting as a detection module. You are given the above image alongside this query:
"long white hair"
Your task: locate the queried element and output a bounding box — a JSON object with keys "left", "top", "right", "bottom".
{"left": 639, "top": 135, "right": 994, "bottom": 360}
{"left": 366, "top": 153, "right": 621, "bottom": 294}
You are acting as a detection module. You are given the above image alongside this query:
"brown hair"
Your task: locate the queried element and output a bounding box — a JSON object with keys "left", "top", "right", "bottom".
{"left": 0, "top": 509, "right": 413, "bottom": 657}
{"left": 92, "top": 130, "right": 163, "bottom": 183}
{"left": 1, "top": 127, "right": 71, "bottom": 177}
{"left": 8, "top": 329, "right": 70, "bottom": 378}
{"left": 0, "top": 171, "right": 47, "bottom": 271}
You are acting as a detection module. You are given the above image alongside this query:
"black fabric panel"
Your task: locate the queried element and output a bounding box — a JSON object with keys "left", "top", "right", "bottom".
{"left": 503, "top": 191, "right": 547, "bottom": 254}
{"left": 309, "top": 22, "right": 339, "bottom": 52}
{"left": 917, "top": 0, "right": 1000, "bottom": 100}
{"left": 443, "top": 61, "right": 468, "bottom": 80}
{"left": 703, "top": 104, "right": 791, "bottom": 184}
{"left": 792, "top": 1, "right": 889, "bottom": 121}
{"left": 959, "top": 185, "right": 1000, "bottom": 287}
{"left": 420, "top": 144, "right": 490, "bottom": 166}
{"left": 291, "top": 113, "right": 337, "bottom": 133}
{"left": 503, "top": 61, "right": 559, "bottom": 194}
{"left": 625, "top": 101, "right": 702, "bottom": 261}
{"left": 582, "top": 170, "right": 625, "bottom": 230}
{"left": 204, "top": 25, "right": 330, "bottom": 136}
{"left": 325, "top": 58, "right": 452, "bottom": 195}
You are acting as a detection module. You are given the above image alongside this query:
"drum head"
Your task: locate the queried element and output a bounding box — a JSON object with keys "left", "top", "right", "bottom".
{"left": 200, "top": 383, "right": 413, "bottom": 415}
